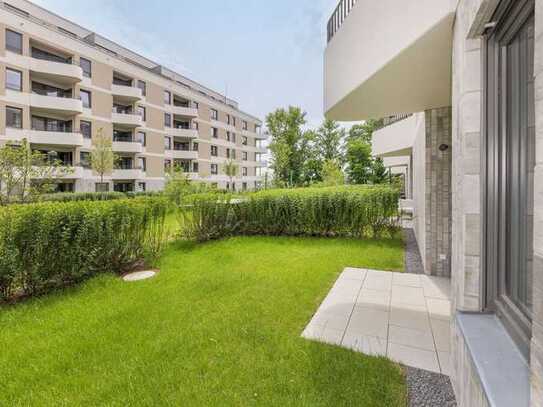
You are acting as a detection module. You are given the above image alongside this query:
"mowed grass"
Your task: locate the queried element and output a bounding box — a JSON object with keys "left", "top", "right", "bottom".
{"left": 0, "top": 236, "right": 406, "bottom": 406}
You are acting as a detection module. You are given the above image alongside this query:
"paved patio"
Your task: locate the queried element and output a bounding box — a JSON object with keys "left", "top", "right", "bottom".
{"left": 302, "top": 268, "right": 451, "bottom": 375}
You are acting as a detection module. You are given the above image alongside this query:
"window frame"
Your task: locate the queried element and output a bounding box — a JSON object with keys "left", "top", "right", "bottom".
{"left": 80, "top": 120, "right": 92, "bottom": 139}
{"left": 80, "top": 57, "right": 92, "bottom": 78}
{"left": 6, "top": 67, "right": 22, "bottom": 91}
{"left": 211, "top": 108, "right": 218, "bottom": 120}
{"left": 6, "top": 29, "right": 22, "bottom": 54}
{"left": 482, "top": 0, "right": 535, "bottom": 358}
{"left": 6, "top": 106, "right": 23, "bottom": 129}
{"left": 164, "top": 90, "right": 171, "bottom": 105}
{"left": 80, "top": 89, "right": 91, "bottom": 108}
{"left": 137, "top": 80, "right": 146, "bottom": 96}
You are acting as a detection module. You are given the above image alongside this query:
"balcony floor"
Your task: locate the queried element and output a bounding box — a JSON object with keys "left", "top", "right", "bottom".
{"left": 301, "top": 268, "right": 452, "bottom": 375}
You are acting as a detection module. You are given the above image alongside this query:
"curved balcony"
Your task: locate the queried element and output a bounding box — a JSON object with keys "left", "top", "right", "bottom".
{"left": 372, "top": 113, "right": 422, "bottom": 158}
{"left": 29, "top": 58, "right": 83, "bottom": 84}
{"left": 170, "top": 128, "right": 198, "bottom": 138}
{"left": 30, "top": 94, "right": 83, "bottom": 115}
{"left": 112, "top": 168, "right": 145, "bottom": 180}
{"left": 3, "top": 128, "right": 84, "bottom": 147}
{"left": 111, "top": 84, "right": 143, "bottom": 102}
{"left": 170, "top": 106, "right": 198, "bottom": 118}
{"left": 112, "top": 141, "right": 143, "bottom": 153}
{"left": 111, "top": 112, "right": 143, "bottom": 128}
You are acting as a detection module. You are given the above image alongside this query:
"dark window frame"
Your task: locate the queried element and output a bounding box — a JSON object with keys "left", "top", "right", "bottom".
{"left": 80, "top": 89, "right": 91, "bottom": 108}
{"left": 80, "top": 57, "right": 92, "bottom": 78}
{"left": 80, "top": 120, "right": 92, "bottom": 139}
{"left": 6, "top": 106, "right": 23, "bottom": 128}
{"left": 6, "top": 67, "right": 22, "bottom": 91}
{"left": 6, "top": 29, "right": 22, "bottom": 54}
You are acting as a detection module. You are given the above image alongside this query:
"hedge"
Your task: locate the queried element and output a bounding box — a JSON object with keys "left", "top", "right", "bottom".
{"left": 36, "top": 191, "right": 162, "bottom": 203}
{"left": 0, "top": 197, "right": 167, "bottom": 301}
{"left": 181, "top": 186, "right": 400, "bottom": 241}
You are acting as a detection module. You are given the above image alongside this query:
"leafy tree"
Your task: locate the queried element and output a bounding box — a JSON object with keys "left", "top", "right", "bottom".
{"left": 345, "top": 138, "right": 373, "bottom": 184}
{"left": 371, "top": 157, "right": 390, "bottom": 184}
{"left": 321, "top": 159, "right": 345, "bottom": 186}
{"left": 316, "top": 119, "right": 345, "bottom": 162}
{"left": 266, "top": 106, "right": 307, "bottom": 187}
{"left": 164, "top": 164, "right": 192, "bottom": 207}
{"left": 223, "top": 159, "right": 239, "bottom": 189}
{"left": 299, "top": 130, "right": 322, "bottom": 185}
{"left": 91, "top": 128, "right": 117, "bottom": 187}
{"left": 0, "top": 139, "right": 73, "bottom": 205}
{"left": 347, "top": 119, "right": 382, "bottom": 144}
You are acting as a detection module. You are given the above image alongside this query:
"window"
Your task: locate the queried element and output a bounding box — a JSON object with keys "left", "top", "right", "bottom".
{"left": 232, "top": 116, "right": 236, "bottom": 126}
{"left": 164, "top": 90, "right": 171, "bottom": 105}
{"left": 32, "top": 116, "right": 73, "bottom": 132}
{"left": 211, "top": 145, "right": 218, "bottom": 156}
{"left": 242, "top": 151, "right": 248, "bottom": 161}
{"left": 164, "top": 136, "right": 171, "bottom": 150}
{"left": 242, "top": 167, "right": 248, "bottom": 176}
{"left": 5, "top": 68, "right": 22, "bottom": 93}
{"left": 137, "top": 80, "right": 146, "bottom": 96}
{"left": 242, "top": 182, "right": 247, "bottom": 191}
{"left": 211, "top": 163, "right": 218, "bottom": 175}
{"left": 193, "top": 142, "right": 199, "bottom": 151}
{"left": 483, "top": 0, "right": 535, "bottom": 357}
{"left": 138, "top": 157, "right": 146, "bottom": 172}
{"left": 193, "top": 162, "right": 199, "bottom": 173}
{"left": 6, "top": 29, "right": 22, "bottom": 54}
{"left": 138, "top": 182, "right": 146, "bottom": 192}
{"left": 114, "top": 182, "right": 134, "bottom": 193}
{"left": 6, "top": 106, "right": 22, "bottom": 128}
{"left": 137, "top": 106, "right": 146, "bottom": 121}
{"left": 231, "top": 149, "right": 236, "bottom": 159}
{"left": 227, "top": 131, "right": 231, "bottom": 142}
{"left": 80, "top": 90, "right": 91, "bottom": 108}
{"left": 242, "top": 136, "right": 248, "bottom": 145}
{"left": 32, "top": 81, "right": 71, "bottom": 98}
{"left": 226, "top": 148, "right": 231, "bottom": 159}
{"left": 80, "top": 120, "right": 92, "bottom": 139}
{"left": 164, "top": 113, "right": 172, "bottom": 128}
{"left": 136, "top": 131, "right": 146, "bottom": 146}
{"left": 227, "top": 114, "right": 231, "bottom": 125}
{"left": 193, "top": 122, "right": 199, "bottom": 130}
{"left": 80, "top": 58, "right": 91, "bottom": 78}
{"left": 164, "top": 159, "right": 171, "bottom": 171}
{"left": 242, "top": 120, "right": 248, "bottom": 130}
{"left": 95, "top": 183, "right": 109, "bottom": 192}
{"left": 80, "top": 152, "right": 91, "bottom": 168}
{"left": 193, "top": 101, "right": 199, "bottom": 109}
{"left": 211, "top": 127, "right": 218, "bottom": 138}
{"left": 231, "top": 132, "right": 236, "bottom": 143}
{"left": 211, "top": 108, "right": 218, "bottom": 120}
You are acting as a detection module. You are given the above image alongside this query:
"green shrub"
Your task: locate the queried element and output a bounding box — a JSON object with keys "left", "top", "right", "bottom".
{"left": 0, "top": 197, "right": 167, "bottom": 301}
{"left": 181, "top": 186, "right": 400, "bottom": 241}
{"left": 37, "top": 191, "right": 127, "bottom": 203}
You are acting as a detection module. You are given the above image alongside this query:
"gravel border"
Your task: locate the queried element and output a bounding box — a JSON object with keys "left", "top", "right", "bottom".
{"left": 403, "top": 228, "right": 424, "bottom": 275}
{"left": 405, "top": 366, "right": 457, "bottom": 407}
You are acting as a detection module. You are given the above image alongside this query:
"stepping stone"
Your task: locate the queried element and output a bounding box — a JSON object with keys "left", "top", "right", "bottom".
{"left": 122, "top": 270, "right": 156, "bottom": 282}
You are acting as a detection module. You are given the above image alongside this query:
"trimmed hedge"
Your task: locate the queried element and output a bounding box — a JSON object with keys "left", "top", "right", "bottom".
{"left": 0, "top": 197, "right": 167, "bottom": 301}
{"left": 36, "top": 191, "right": 162, "bottom": 203}
{"left": 181, "top": 186, "right": 400, "bottom": 241}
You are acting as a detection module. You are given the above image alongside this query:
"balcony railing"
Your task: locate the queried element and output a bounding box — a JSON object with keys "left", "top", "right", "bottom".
{"left": 376, "top": 114, "right": 414, "bottom": 130}
{"left": 327, "top": 0, "right": 358, "bottom": 43}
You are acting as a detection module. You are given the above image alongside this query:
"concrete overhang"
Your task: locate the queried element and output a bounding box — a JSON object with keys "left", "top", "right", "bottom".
{"left": 324, "top": 0, "right": 458, "bottom": 121}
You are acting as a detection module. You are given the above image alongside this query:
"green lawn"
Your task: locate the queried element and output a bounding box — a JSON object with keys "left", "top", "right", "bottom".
{"left": 0, "top": 236, "right": 406, "bottom": 406}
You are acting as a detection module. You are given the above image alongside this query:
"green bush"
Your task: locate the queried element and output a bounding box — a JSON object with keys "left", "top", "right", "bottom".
{"left": 181, "top": 186, "right": 400, "bottom": 241}
{"left": 0, "top": 197, "right": 167, "bottom": 301}
{"left": 37, "top": 191, "right": 127, "bottom": 203}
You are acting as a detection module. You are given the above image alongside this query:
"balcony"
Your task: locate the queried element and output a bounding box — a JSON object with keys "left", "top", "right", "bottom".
{"left": 112, "top": 168, "right": 145, "bottom": 180}
{"left": 171, "top": 105, "right": 198, "bottom": 118}
{"left": 30, "top": 93, "right": 83, "bottom": 115}
{"left": 324, "top": 0, "right": 457, "bottom": 120}
{"left": 112, "top": 141, "right": 143, "bottom": 153}
{"left": 111, "top": 84, "right": 143, "bottom": 102}
{"left": 254, "top": 131, "right": 268, "bottom": 140}
{"left": 111, "top": 112, "right": 143, "bottom": 128}
{"left": 166, "top": 149, "right": 198, "bottom": 160}
{"left": 32, "top": 165, "right": 84, "bottom": 179}
{"left": 3, "top": 128, "right": 84, "bottom": 147}
{"left": 372, "top": 113, "right": 422, "bottom": 158}
{"left": 169, "top": 128, "right": 198, "bottom": 138}
{"left": 29, "top": 57, "right": 83, "bottom": 85}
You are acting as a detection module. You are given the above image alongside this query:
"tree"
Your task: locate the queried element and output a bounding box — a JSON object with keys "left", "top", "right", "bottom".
{"left": 164, "top": 164, "right": 191, "bottom": 207}
{"left": 299, "top": 130, "right": 322, "bottom": 185}
{"left": 0, "top": 139, "right": 73, "bottom": 204}
{"left": 371, "top": 157, "right": 390, "bottom": 184}
{"left": 346, "top": 119, "right": 382, "bottom": 144}
{"left": 223, "top": 159, "right": 239, "bottom": 190}
{"left": 345, "top": 138, "right": 373, "bottom": 184}
{"left": 91, "top": 128, "right": 117, "bottom": 191}
{"left": 321, "top": 159, "right": 345, "bottom": 186}
{"left": 266, "top": 106, "right": 307, "bottom": 187}
{"left": 316, "top": 119, "right": 345, "bottom": 162}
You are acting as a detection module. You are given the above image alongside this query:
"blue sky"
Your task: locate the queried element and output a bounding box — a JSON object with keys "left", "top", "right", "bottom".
{"left": 33, "top": 0, "right": 339, "bottom": 127}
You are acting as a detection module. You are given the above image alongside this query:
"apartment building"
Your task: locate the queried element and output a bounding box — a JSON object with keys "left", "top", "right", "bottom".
{"left": 325, "top": 0, "right": 542, "bottom": 406}
{"left": 0, "top": 0, "right": 267, "bottom": 193}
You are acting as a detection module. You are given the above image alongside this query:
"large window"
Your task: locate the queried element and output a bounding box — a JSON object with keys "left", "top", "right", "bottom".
{"left": 137, "top": 106, "right": 146, "bottom": 121}
{"left": 164, "top": 90, "right": 171, "bottom": 105}
{"left": 80, "top": 121, "right": 92, "bottom": 139}
{"left": 6, "top": 29, "right": 22, "bottom": 54}
{"left": 164, "top": 113, "right": 171, "bottom": 128}
{"left": 80, "top": 90, "right": 91, "bottom": 108}
{"left": 6, "top": 68, "right": 22, "bottom": 91}
{"left": 211, "top": 145, "right": 218, "bottom": 157}
{"left": 483, "top": 0, "right": 535, "bottom": 357}
{"left": 211, "top": 108, "right": 218, "bottom": 120}
{"left": 80, "top": 58, "right": 91, "bottom": 78}
{"left": 6, "top": 106, "right": 22, "bottom": 128}
{"left": 137, "top": 80, "right": 146, "bottom": 96}
{"left": 32, "top": 115, "right": 72, "bottom": 132}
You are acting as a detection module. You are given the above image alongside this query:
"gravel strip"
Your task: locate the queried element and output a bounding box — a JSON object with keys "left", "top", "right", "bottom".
{"left": 403, "top": 228, "right": 424, "bottom": 274}
{"left": 406, "top": 366, "right": 457, "bottom": 407}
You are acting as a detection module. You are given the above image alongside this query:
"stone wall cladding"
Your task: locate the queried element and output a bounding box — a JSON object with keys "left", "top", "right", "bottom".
{"left": 424, "top": 107, "right": 452, "bottom": 277}
{"left": 531, "top": 1, "right": 543, "bottom": 404}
